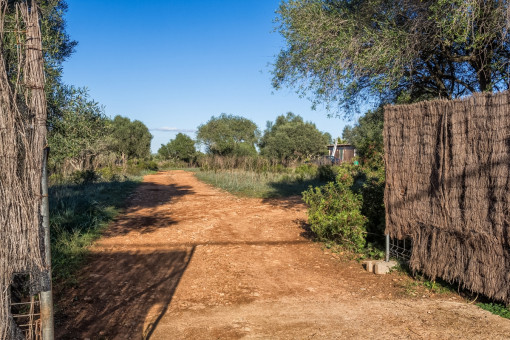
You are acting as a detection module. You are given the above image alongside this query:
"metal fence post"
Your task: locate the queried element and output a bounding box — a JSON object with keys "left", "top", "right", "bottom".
{"left": 40, "top": 147, "right": 54, "bottom": 339}
{"left": 385, "top": 234, "right": 390, "bottom": 262}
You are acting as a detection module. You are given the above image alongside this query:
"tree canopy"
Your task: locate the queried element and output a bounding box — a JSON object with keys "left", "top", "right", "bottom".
{"left": 111, "top": 115, "right": 153, "bottom": 160}
{"left": 158, "top": 133, "right": 196, "bottom": 163}
{"left": 342, "top": 108, "right": 384, "bottom": 164}
{"left": 197, "top": 114, "right": 259, "bottom": 156}
{"left": 273, "top": 0, "right": 510, "bottom": 113}
{"left": 259, "top": 112, "right": 330, "bottom": 161}
{"left": 48, "top": 87, "right": 110, "bottom": 171}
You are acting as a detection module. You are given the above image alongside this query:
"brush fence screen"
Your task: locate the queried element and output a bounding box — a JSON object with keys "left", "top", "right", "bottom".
{"left": 384, "top": 91, "right": 510, "bottom": 303}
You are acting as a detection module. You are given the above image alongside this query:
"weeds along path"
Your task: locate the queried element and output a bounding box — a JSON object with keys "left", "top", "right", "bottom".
{"left": 56, "top": 170, "right": 510, "bottom": 339}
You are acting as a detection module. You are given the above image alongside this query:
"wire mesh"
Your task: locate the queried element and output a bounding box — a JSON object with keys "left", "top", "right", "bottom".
{"left": 11, "top": 295, "right": 41, "bottom": 340}
{"left": 389, "top": 238, "right": 412, "bottom": 262}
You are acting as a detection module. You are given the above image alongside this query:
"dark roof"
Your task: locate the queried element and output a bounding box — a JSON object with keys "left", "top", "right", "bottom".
{"left": 326, "top": 144, "right": 354, "bottom": 148}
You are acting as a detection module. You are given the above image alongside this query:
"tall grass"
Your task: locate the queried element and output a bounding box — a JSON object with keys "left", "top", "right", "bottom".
{"left": 195, "top": 165, "right": 322, "bottom": 198}
{"left": 50, "top": 177, "right": 142, "bottom": 283}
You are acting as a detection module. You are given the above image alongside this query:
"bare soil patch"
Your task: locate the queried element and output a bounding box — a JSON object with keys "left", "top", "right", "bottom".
{"left": 56, "top": 170, "right": 510, "bottom": 339}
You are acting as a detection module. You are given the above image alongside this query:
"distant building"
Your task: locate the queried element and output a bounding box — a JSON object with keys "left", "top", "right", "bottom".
{"left": 327, "top": 143, "right": 356, "bottom": 163}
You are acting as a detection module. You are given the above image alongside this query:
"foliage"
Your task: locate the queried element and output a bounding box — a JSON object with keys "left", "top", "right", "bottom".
{"left": 303, "top": 166, "right": 367, "bottom": 251}
{"left": 125, "top": 159, "right": 158, "bottom": 175}
{"left": 477, "top": 303, "right": 510, "bottom": 319}
{"left": 158, "top": 133, "right": 196, "bottom": 163}
{"left": 110, "top": 115, "right": 153, "bottom": 160}
{"left": 195, "top": 167, "right": 322, "bottom": 198}
{"left": 36, "top": 0, "right": 78, "bottom": 129}
{"left": 48, "top": 87, "right": 110, "bottom": 173}
{"left": 317, "top": 164, "right": 339, "bottom": 182}
{"left": 273, "top": 0, "right": 510, "bottom": 113}
{"left": 354, "top": 165, "right": 385, "bottom": 237}
{"left": 259, "top": 112, "right": 331, "bottom": 161}
{"left": 197, "top": 113, "right": 259, "bottom": 156}
{"left": 343, "top": 108, "right": 384, "bottom": 164}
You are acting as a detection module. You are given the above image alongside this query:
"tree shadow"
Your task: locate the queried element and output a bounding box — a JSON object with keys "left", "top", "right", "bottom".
{"left": 261, "top": 195, "right": 306, "bottom": 210}
{"left": 127, "top": 182, "right": 195, "bottom": 209}
{"left": 55, "top": 247, "right": 195, "bottom": 339}
{"left": 261, "top": 178, "right": 323, "bottom": 199}
{"left": 103, "top": 182, "right": 195, "bottom": 236}
{"left": 293, "top": 218, "right": 315, "bottom": 240}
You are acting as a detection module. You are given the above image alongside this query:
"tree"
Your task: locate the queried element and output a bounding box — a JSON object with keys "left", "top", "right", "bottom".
{"left": 111, "top": 115, "right": 152, "bottom": 162}
{"left": 38, "top": 0, "right": 78, "bottom": 128}
{"left": 196, "top": 114, "right": 259, "bottom": 156}
{"left": 259, "top": 112, "right": 330, "bottom": 161}
{"left": 48, "top": 87, "right": 110, "bottom": 173}
{"left": 273, "top": 0, "right": 510, "bottom": 113}
{"left": 158, "top": 133, "right": 196, "bottom": 163}
{"left": 342, "top": 108, "right": 384, "bottom": 164}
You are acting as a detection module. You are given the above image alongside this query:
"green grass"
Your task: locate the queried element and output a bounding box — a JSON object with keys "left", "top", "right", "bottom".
{"left": 194, "top": 169, "right": 323, "bottom": 198}
{"left": 50, "top": 177, "right": 142, "bottom": 283}
{"left": 477, "top": 303, "right": 510, "bottom": 319}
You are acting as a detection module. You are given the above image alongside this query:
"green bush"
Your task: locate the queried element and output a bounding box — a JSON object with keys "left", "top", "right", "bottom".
{"left": 295, "top": 163, "right": 318, "bottom": 178}
{"left": 303, "top": 166, "right": 367, "bottom": 252}
{"left": 97, "top": 166, "right": 122, "bottom": 182}
{"left": 477, "top": 303, "right": 510, "bottom": 319}
{"left": 126, "top": 159, "right": 158, "bottom": 175}
{"left": 70, "top": 170, "right": 99, "bottom": 185}
{"left": 317, "top": 164, "right": 336, "bottom": 181}
{"left": 355, "top": 165, "right": 386, "bottom": 237}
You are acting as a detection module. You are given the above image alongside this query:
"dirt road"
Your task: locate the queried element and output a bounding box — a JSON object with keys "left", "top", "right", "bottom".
{"left": 56, "top": 170, "right": 510, "bottom": 339}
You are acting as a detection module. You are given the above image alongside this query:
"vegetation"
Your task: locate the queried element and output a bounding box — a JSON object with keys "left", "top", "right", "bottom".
{"left": 48, "top": 87, "right": 110, "bottom": 174}
{"left": 50, "top": 177, "right": 142, "bottom": 282}
{"left": 158, "top": 133, "right": 197, "bottom": 163}
{"left": 477, "top": 303, "right": 510, "bottom": 319}
{"left": 110, "top": 115, "right": 153, "bottom": 162}
{"left": 273, "top": 0, "right": 510, "bottom": 112}
{"left": 259, "top": 112, "right": 331, "bottom": 161}
{"left": 197, "top": 113, "right": 260, "bottom": 156}
{"left": 196, "top": 163, "right": 321, "bottom": 198}
{"left": 342, "top": 108, "right": 384, "bottom": 164}
{"left": 303, "top": 166, "right": 367, "bottom": 252}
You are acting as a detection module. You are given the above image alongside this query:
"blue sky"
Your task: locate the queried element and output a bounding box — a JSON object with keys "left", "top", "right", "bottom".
{"left": 62, "top": 0, "right": 353, "bottom": 152}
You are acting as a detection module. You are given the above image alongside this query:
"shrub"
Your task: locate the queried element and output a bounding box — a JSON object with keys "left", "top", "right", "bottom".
{"left": 295, "top": 163, "right": 318, "bottom": 178}
{"left": 303, "top": 167, "right": 367, "bottom": 252}
{"left": 317, "top": 164, "right": 336, "bottom": 181}
{"left": 355, "top": 165, "right": 386, "bottom": 237}
{"left": 126, "top": 159, "right": 158, "bottom": 175}
{"left": 70, "top": 170, "right": 99, "bottom": 185}
{"left": 97, "top": 166, "right": 122, "bottom": 182}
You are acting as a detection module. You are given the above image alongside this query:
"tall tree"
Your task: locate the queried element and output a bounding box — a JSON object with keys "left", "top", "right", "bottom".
{"left": 273, "top": 0, "right": 510, "bottom": 112}
{"left": 197, "top": 114, "right": 259, "bottom": 156}
{"left": 259, "top": 112, "right": 330, "bottom": 161}
{"left": 111, "top": 115, "right": 153, "bottom": 162}
{"left": 158, "top": 133, "right": 196, "bottom": 162}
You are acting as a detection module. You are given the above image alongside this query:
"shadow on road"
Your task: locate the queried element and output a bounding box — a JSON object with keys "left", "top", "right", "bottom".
{"left": 56, "top": 247, "right": 195, "bottom": 339}
{"left": 103, "top": 182, "right": 194, "bottom": 236}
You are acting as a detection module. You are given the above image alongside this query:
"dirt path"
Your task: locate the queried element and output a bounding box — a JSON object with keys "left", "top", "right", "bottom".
{"left": 56, "top": 170, "right": 510, "bottom": 339}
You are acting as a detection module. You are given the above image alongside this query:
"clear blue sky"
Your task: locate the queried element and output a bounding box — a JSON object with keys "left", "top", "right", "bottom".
{"left": 62, "top": 0, "right": 353, "bottom": 152}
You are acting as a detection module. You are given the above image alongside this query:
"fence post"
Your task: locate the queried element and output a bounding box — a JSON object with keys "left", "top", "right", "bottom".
{"left": 40, "top": 147, "right": 54, "bottom": 340}
{"left": 385, "top": 234, "right": 390, "bottom": 262}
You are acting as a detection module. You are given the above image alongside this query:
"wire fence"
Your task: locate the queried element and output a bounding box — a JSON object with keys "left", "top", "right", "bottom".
{"left": 389, "top": 238, "right": 412, "bottom": 262}
{"left": 10, "top": 295, "right": 41, "bottom": 340}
